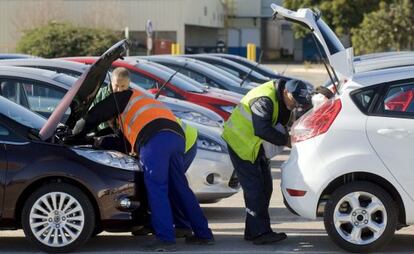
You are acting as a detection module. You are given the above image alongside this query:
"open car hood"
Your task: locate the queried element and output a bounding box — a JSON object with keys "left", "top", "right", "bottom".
{"left": 271, "top": 4, "right": 354, "bottom": 79}
{"left": 39, "top": 40, "right": 129, "bottom": 140}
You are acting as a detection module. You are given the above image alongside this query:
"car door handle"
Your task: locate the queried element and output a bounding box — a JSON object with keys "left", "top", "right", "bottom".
{"left": 377, "top": 128, "right": 410, "bottom": 138}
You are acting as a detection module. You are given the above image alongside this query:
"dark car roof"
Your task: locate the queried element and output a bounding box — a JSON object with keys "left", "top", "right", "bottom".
{"left": 0, "top": 53, "right": 36, "bottom": 60}
{"left": 209, "top": 53, "right": 282, "bottom": 78}
{"left": 143, "top": 56, "right": 245, "bottom": 87}
{"left": 126, "top": 59, "right": 206, "bottom": 93}
{"left": 0, "top": 66, "right": 74, "bottom": 90}
{"left": 185, "top": 54, "right": 270, "bottom": 82}
{"left": 0, "top": 58, "right": 89, "bottom": 74}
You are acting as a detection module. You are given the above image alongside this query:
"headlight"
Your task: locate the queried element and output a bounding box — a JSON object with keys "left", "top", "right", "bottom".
{"left": 72, "top": 148, "right": 141, "bottom": 171}
{"left": 197, "top": 134, "right": 226, "bottom": 153}
{"left": 219, "top": 105, "right": 235, "bottom": 113}
{"left": 173, "top": 110, "right": 221, "bottom": 127}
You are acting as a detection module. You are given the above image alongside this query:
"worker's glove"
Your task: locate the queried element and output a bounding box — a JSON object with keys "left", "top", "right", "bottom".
{"left": 72, "top": 118, "right": 86, "bottom": 136}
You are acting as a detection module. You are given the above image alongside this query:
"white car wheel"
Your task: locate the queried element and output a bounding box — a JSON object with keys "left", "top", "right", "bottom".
{"left": 29, "top": 192, "right": 85, "bottom": 247}
{"left": 333, "top": 191, "right": 387, "bottom": 245}
{"left": 22, "top": 183, "right": 95, "bottom": 252}
{"left": 324, "top": 181, "right": 398, "bottom": 253}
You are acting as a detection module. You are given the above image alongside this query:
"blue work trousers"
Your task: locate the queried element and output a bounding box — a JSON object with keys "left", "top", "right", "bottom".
{"left": 171, "top": 143, "right": 197, "bottom": 229}
{"left": 139, "top": 131, "right": 212, "bottom": 243}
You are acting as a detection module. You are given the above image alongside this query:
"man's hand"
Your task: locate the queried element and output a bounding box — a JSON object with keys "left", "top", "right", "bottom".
{"left": 72, "top": 118, "right": 86, "bottom": 136}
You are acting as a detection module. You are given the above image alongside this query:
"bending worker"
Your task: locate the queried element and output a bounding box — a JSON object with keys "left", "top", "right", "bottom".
{"left": 73, "top": 67, "right": 213, "bottom": 251}
{"left": 222, "top": 79, "right": 312, "bottom": 245}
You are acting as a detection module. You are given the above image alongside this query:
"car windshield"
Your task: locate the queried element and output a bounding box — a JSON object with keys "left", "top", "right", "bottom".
{"left": 0, "top": 96, "right": 46, "bottom": 130}
{"left": 136, "top": 63, "right": 204, "bottom": 93}
{"left": 146, "top": 62, "right": 207, "bottom": 89}
{"left": 316, "top": 17, "right": 345, "bottom": 55}
{"left": 192, "top": 60, "right": 243, "bottom": 84}
{"left": 53, "top": 74, "right": 77, "bottom": 87}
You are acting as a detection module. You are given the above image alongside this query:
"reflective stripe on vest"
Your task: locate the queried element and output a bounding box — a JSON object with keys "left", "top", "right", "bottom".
{"left": 119, "top": 89, "right": 177, "bottom": 152}
{"left": 222, "top": 81, "right": 279, "bottom": 163}
{"left": 176, "top": 118, "right": 198, "bottom": 153}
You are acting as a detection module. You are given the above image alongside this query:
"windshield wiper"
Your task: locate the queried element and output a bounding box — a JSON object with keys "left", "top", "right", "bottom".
{"left": 240, "top": 50, "right": 263, "bottom": 87}
{"left": 155, "top": 62, "right": 189, "bottom": 99}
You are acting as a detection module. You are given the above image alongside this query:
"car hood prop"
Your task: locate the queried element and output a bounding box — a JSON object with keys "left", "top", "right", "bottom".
{"left": 39, "top": 40, "right": 129, "bottom": 141}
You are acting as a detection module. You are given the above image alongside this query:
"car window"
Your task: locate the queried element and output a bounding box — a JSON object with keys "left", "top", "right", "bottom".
{"left": 215, "top": 65, "right": 240, "bottom": 77}
{"left": 352, "top": 89, "right": 375, "bottom": 113}
{"left": 129, "top": 72, "right": 159, "bottom": 90}
{"left": 383, "top": 84, "right": 414, "bottom": 113}
{"left": 180, "top": 68, "right": 207, "bottom": 84}
{"left": 206, "top": 78, "right": 223, "bottom": 89}
{"left": 0, "top": 96, "right": 46, "bottom": 131}
{"left": 0, "top": 123, "right": 21, "bottom": 142}
{"left": 0, "top": 124, "right": 9, "bottom": 136}
{"left": 21, "top": 81, "right": 67, "bottom": 118}
{"left": 0, "top": 80, "right": 28, "bottom": 107}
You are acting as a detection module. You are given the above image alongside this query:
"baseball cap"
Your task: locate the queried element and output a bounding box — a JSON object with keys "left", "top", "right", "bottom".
{"left": 285, "top": 79, "right": 313, "bottom": 107}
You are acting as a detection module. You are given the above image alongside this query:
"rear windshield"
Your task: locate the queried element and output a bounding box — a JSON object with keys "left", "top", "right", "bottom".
{"left": 316, "top": 18, "right": 345, "bottom": 55}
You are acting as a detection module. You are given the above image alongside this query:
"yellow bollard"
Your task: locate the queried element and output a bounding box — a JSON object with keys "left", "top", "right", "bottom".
{"left": 251, "top": 44, "right": 256, "bottom": 62}
{"left": 247, "top": 43, "right": 251, "bottom": 61}
{"left": 175, "top": 43, "right": 181, "bottom": 55}
{"left": 171, "top": 43, "right": 176, "bottom": 55}
{"left": 246, "top": 43, "right": 257, "bottom": 61}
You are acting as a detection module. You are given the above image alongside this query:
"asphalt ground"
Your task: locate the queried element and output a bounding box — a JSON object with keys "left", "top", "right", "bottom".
{"left": 1, "top": 151, "right": 414, "bottom": 253}
{"left": 1, "top": 65, "right": 413, "bottom": 253}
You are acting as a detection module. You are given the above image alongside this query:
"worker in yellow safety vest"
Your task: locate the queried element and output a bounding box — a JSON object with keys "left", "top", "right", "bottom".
{"left": 222, "top": 79, "right": 312, "bottom": 245}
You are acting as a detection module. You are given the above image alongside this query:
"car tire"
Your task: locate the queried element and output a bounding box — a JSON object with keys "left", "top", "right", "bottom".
{"left": 324, "top": 181, "right": 397, "bottom": 253}
{"left": 22, "top": 183, "right": 95, "bottom": 253}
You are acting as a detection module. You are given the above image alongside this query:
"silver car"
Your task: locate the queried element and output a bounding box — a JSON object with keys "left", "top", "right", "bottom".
{"left": 0, "top": 64, "right": 240, "bottom": 202}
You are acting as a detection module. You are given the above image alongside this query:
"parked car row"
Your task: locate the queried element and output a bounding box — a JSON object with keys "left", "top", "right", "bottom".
{"left": 0, "top": 38, "right": 291, "bottom": 251}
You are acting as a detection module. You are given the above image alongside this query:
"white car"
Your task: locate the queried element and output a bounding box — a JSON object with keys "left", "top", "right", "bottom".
{"left": 272, "top": 4, "right": 414, "bottom": 252}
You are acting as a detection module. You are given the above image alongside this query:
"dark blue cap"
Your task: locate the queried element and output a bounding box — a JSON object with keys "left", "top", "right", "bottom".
{"left": 285, "top": 79, "right": 313, "bottom": 107}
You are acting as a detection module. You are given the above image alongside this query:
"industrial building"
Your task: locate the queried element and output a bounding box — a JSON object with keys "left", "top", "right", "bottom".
{"left": 0, "top": 0, "right": 312, "bottom": 61}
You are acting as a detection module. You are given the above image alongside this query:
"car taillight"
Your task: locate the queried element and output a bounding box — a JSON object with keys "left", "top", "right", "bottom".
{"left": 291, "top": 99, "right": 342, "bottom": 143}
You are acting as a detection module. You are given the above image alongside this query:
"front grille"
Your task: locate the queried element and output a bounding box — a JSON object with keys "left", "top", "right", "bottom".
{"left": 228, "top": 170, "right": 240, "bottom": 189}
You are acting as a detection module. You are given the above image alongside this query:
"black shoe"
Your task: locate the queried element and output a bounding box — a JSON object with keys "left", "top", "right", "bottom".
{"left": 185, "top": 235, "right": 215, "bottom": 245}
{"left": 175, "top": 228, "right": 193, "bottom": 238}
{"left": 131, "top": 226, "right": 154, "bottom": 236}
{"left": 252, "top": 232, "right": 287, "bottom": 245}
{"left": 244, "top": 235, "right": 255, "bottom": 241}
{"left": 144, "top": 239, "right": 177, "bottom": 252}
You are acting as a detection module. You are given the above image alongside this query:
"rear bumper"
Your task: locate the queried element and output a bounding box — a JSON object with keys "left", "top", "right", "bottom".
{"left": 187, "top": 149, "right": 240, "bottom": 203}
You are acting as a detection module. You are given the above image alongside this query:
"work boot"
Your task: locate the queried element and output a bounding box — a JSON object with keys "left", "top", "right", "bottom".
{"left": 175, "top": 228, "right": 193, "bottom": 238}
{"left": 144, "top": 239, "right": 177, "bottom": 252}
{"left": 252, "top": 232, "right": 287, "bottom": 245}
{"left": 185, "top": 235, "right": 215, "bottom": 245}
{"left": 131, "top": 226, "right": 154, "bottom": 236}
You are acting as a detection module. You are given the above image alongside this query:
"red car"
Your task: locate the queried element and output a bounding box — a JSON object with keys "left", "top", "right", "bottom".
{"left": 63, "top": 57, "right": 239, "bottom": 119}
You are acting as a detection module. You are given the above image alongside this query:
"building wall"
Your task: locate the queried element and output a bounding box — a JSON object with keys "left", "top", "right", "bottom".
{"left": 0, "top": 0, "right": 224, "bottom": 53}
{"left": 229, "top": 0, "right": 261, "bottom": 17}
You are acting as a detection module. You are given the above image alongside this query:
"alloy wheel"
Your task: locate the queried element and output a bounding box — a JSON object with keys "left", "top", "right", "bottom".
{"left": 29, "top": 192, "right": 85, "bottom": 247}
{"left": 333, "top": 191, "right": 387, "bottom": 245}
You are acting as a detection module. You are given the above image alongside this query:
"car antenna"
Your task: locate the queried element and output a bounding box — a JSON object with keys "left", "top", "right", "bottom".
{"left": 240, "top": 49, "right": 264, "bottom": 87}
{"left": 311, "top": 33, "right": 340, "bottom": 95}
{"left": 280, "top": 64, "right": 289, "bottom": 76}
{"left": 154, "top": 62, "right": 188, "bottom": 99}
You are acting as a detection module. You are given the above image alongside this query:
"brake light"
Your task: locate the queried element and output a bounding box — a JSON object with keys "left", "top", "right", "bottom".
{"left": 291, "top": 99, "right": 342, "bottom": 143}
{"left": 286, "top": 188, "right": 307, "bottom": 197}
